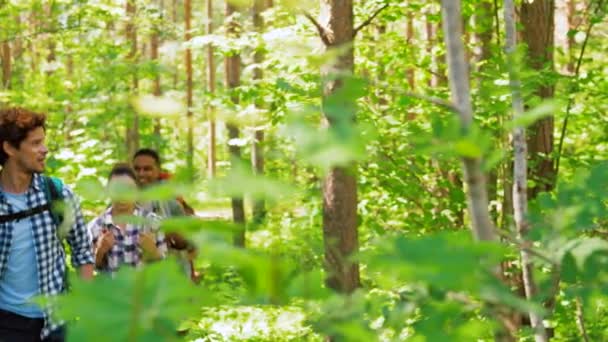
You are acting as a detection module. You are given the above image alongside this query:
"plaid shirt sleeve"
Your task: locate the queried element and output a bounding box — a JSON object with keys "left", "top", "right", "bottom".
{"left": 63, "top": 185, "right": 94, "bottom": 267}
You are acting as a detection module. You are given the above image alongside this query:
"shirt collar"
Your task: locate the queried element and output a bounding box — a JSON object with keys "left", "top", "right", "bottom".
{"left": 102, "top": 205, "right": 144, "bottom": 226}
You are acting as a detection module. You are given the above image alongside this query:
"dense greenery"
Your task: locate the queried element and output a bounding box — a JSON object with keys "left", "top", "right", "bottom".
{"left": 1, "top": 0, "right": 607, "bottom": 341}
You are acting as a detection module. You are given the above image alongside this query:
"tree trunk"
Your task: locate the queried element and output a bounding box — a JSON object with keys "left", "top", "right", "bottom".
{"left": 225, "top": 2, "right": 246, "bottom": 247}
{"left": 405, "top": 12, "right": 415, "bottom": 91}
{"left": 207, "top": 0, "right": 217, "bottom": 179}
{"left": 316, "top": 0, "right": 360, "bottom": 294}
{"left": 172, "top": 0, "right": 179, "bottom": 89}
{"left": 440, "top": 0, "right": 497, "bottom": 241}
{"left": 126, "top": 0, "right": 140, "bottom": 157}
{"left": 151, "top": 0, "right": 162, "bottom": 147}
{"left": 521, "top": 0, "right": 555, "bottom": 198}
{"left": 474, "top": 0, "right": 498, "bottom": 223}
{"left": 251, "top": 0, "right": 268, "bottom": 223}
{"left": 425, "top": 10, "right": 434, "bottom": 87}
{"left": 565, "top": 0, "right": 576, "bottom": 74}
{"left": 185, "top": 0, "right": 194, "bottom": 178}
{"left": 505, "top": 1, "right": 548, "bottom": 340}
{"left": 1, "top": 41, "right": 10, "bottom": 90}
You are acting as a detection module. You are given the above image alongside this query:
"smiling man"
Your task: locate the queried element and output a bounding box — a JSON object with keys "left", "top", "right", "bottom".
{"left": 132, "top": 148, "right": 199, "bottom": 282}
{"left": 0, "top": 107, "right": 94, "bottom": 342}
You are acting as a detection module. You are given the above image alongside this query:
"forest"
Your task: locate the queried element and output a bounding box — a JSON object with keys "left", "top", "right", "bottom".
{"left": 0, "top": 0, "right": 607, "bottom": 341}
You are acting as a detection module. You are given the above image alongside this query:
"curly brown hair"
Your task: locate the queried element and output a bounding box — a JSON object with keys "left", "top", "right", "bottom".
{"left": 0, "top": 107, "right": 47, "bottom": 166}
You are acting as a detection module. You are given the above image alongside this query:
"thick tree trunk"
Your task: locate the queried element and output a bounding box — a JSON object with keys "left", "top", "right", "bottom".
{"left": 251, "top": 0, "right": 268, "bottom": 223}
{"left": 318, "top": 0, "right": 360, "bottom": 294}
{"left": 185, "top": 0, "right": 194, "bottom": 178}
{"left": 521, "top": 0, "right": 556, "bottom": 198}
{"left": 225, "top": 2, "right": 246, "bottom": 247}
{"left": 126, "top": 0, "right": 140, "bottom": 157}
{"left": 207, "top": 0, "right": 217, "bottom": 179}
{"left": 505, "top": 1, "right": 548, "bottom": 340}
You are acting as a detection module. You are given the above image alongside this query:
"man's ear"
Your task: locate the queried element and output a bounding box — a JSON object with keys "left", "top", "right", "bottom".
{"left": 2, "top": 141, "right": 17, "bottom": 159}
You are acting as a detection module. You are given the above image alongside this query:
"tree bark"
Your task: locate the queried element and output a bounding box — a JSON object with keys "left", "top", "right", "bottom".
{"left": 225, "top": 1, "right": 246, "bottom": 247}
{"left": 521, "top": 0, "right": 556, "bottom": 198}
{"left": 505, "top": 1, "right": 548, "bottom": 340}
{"left": 474, "top": 0, "right": 498, "bottom": 223}
{"left": 172, "top": 0, "right": 179, "bottom": 89}
{"left": 425, "top": 10, "right": 434, "bottom": 87}
{"left": 251, "top": 0, "right": 268, "bottom": 223}
{"left": 440, "top": 0, "right": 497, "bottom": 241}
{"left": 151, "top": 0, "right": 163, "bottom": 147}
{"left": 126, "top": 0, "right": 140, "bottom": 157}
{"left": 185, "top": 0, "right": 194, "bottom": 178}
{"left": 317, "top": 0, "right": 360, "bottom": 294}
{"left": 207, "top": 0, "right": 217, "bottom": 179}
{"left": 1, "top": 41, "right": 10, "bottom": 90}
{"left": 405, "top": 12, "right": 415, "bottom": 91}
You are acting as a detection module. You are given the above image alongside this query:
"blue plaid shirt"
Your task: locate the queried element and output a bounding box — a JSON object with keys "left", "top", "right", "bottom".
{"left": 0, "top": 173, "right": 94, "bottom": 339}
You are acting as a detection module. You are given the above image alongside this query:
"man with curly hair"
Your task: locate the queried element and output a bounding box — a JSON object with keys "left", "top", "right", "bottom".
{"left": 0, "top": 107, "right": 94, "bottom": 342}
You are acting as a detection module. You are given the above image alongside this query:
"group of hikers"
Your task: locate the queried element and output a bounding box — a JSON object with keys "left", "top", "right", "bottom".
{"left": 0, "top": 107, "right": 198, "bottom": 341}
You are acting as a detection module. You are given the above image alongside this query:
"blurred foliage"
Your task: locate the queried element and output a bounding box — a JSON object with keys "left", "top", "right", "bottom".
{"left": 1, "top": 0, "right": 607, "bottom": 341}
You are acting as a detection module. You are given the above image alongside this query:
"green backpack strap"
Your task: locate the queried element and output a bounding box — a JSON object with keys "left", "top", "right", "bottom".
{"left": 43, "top": 176, "right": 65, "bottom": 228}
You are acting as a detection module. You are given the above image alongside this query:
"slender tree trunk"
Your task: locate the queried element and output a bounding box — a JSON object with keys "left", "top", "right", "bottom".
{"left": 225, "top": 2, "right": 246, "bottom": 247}
{"left": 64, "top": 53, "right": 74, "bottom": 141}
{"left": 505, "top": 1, "right": 548, "bottom": 340}
{"left": 251, "top": 0, "right": 268, "bottom": 223}
{"left": 440, "top": 0, "right": 497, "bottom": 240}
{"left": 126, "top": 0, "right": 140, "bottom": 157}
{"left": 185, "top": 0, "right": 194, "bottom": 178}
{"left": 475, "top": 0, "right": 498, "bottom": 223}
{"left": 172, "top": 0, "right": 179, "bottom": 89}
{"left": 206, "top": 0, "right": 217, "bottom": 179}
{"left": 425, "top": 10, "right": 434, "bottom": 87}
{"left": 565, "top": 0, "right": 576, "bottom": 73}
{"left": 1, "top": 41, "right": 10, "bottom": 90}
{"left": 405, "top": 12, "right": 415, "bottom": 91}
{"left": 521, "top": 0, "right": 556, "bottom": 198}
{"left": 151, "top": 0, "right": 163, "bottom": 145}
{"left": 316, "top": 0, "right": 360, "bottom": 294}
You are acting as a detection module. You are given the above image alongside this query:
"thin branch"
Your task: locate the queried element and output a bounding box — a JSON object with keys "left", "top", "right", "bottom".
{"left": 555, "top": 0, "right": 605, "bottom": 179}
{"left": 301, "top": 11, "right": 331, "bottom": 46}
{"left": 495, "top": 229, "right": 558, "bottom": 267}
{"left": 353, "top": 3, "right": 389, "bottom": 36}
{"left": 401, "top": 91, "right": 460, "bottom": 113}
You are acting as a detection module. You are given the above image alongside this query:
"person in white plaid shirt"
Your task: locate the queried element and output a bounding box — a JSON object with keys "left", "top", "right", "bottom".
{"left": 88, "top": 164, "right": 166, "bottom": 275}
{"left": 0, "top": 107, "right": 94, "bottom": 342}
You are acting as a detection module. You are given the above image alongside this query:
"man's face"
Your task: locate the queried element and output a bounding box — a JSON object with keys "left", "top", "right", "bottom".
{"left": 133, "top": 155, "right": 160, "bottom": 187}
{"left": 3, "top": 126, "right": 48, "bottom": 174}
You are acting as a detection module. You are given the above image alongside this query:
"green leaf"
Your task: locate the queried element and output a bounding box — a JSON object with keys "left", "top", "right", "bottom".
{"left": 505, "top": 100, "right": 560, "bottom": 129}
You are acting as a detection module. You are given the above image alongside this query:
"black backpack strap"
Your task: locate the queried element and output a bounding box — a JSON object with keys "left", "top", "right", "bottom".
{"left": 0, "top": 204, "right": 52, "bottom": 223}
